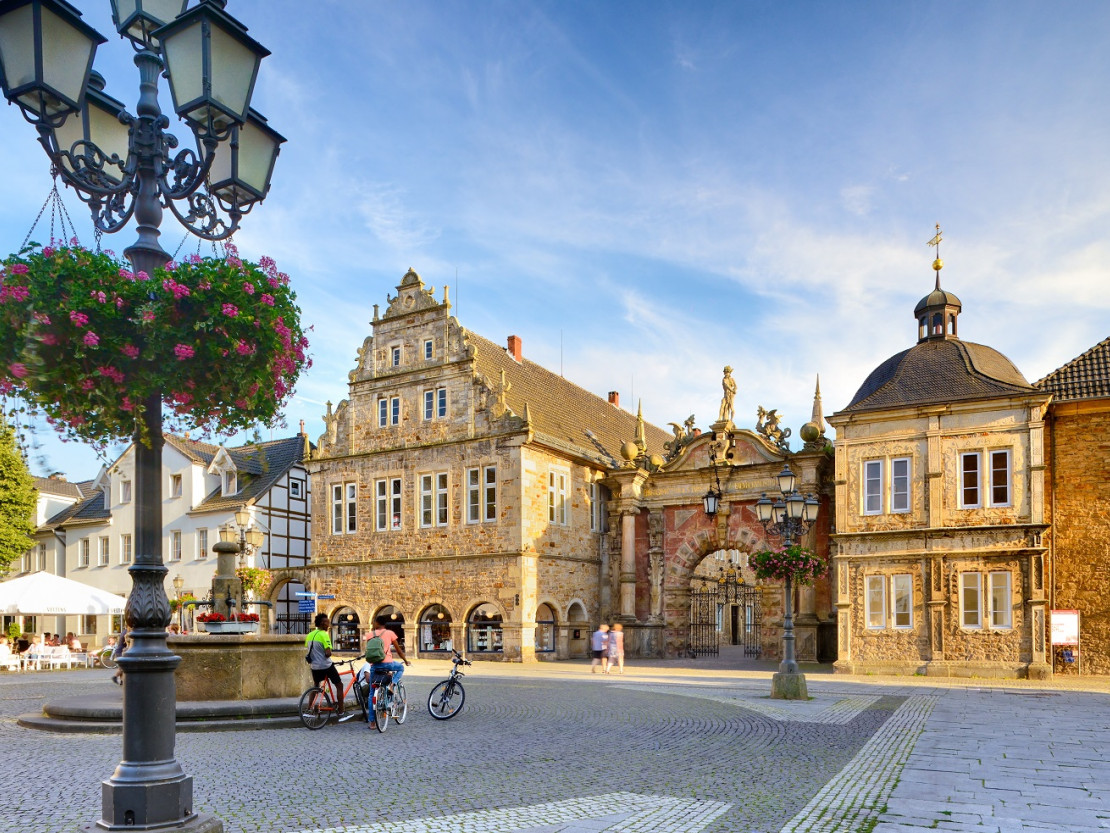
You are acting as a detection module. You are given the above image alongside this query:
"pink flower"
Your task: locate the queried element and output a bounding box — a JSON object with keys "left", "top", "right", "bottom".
{"left": 115, "top": 297, "right": 125, "bottom": 309}
{"left": 90, "top": 290, "right": 107, "bottom": 303}
{"left": 141, "top": 310, "right": 156, "bottom": 322}
{"left": 80, "top": 378, "right": 96, "bottom": 391}
{"left": 41, "top": 333, "right": 58, "bottom": 346}
{"left": 43, "top": 246, "right": 54, "bottom": 257}
{"left": 83, "top": 331, "right": 100, "bottom": 347}
{"left": 97, "top": 366, "right": 124, "bottom": 383}
{"left": 136, "top": 271, "right": 149, "bottom": 281}
{"left": 186, "top": 254, "right": 202, "bottom": 264}
{"left": 10, "top": 263, "right": 28, "bottom": 274}
{"left": 222, "top": 303, "right": 239, "bottom": 317}
{"left": 260, "top": 293, "right": 275, "bottom": 306}
{"left": 174, "top": 343, "right": 195, "bottom": 360}
{"left": 119, "top": 268, "right": 133, "bottom": 281}
{"left": 69, "top": 311, "right": 89, "bottom": 326}
{"left": 165, "top": 260, "right": 178, "bottom": 271}
{"left": 9, "top": 362, "right": 28, "bottom": 378}
{"left": 122, "top": 344, "right": 140, "bottom": 359}
{"left": 33, "top": 312, "right": 50, "bottom": 325}
{"left": 235, "top": 340, "right": 255, "bottom": 356}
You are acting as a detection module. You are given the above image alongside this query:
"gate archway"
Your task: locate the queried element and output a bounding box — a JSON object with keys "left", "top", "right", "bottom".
{"left": 688, "top": 564, "right": 762, "bottom": 658}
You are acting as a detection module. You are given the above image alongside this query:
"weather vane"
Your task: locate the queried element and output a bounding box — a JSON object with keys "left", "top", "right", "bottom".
{"left": 927, "top": 223, "right": 944, "bottom": 281}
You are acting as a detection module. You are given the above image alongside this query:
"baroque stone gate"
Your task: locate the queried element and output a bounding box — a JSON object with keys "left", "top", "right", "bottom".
{"left": 600, "top": 414, "right": 834, "bottom": 662}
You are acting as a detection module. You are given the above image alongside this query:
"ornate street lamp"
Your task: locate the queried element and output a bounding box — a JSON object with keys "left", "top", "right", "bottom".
{"left": 756, "top": 463, "right": 820, "bottom": 695}
{"left": 0, "top": 2, "right": 280, "bottom": 830}
{"left": 172, "top": 572, "right": 184, "bottom": 632}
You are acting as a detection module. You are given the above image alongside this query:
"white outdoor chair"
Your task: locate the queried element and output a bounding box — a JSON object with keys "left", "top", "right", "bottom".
{"left": 0, "top": 652, "right": 19, "bottom": 672}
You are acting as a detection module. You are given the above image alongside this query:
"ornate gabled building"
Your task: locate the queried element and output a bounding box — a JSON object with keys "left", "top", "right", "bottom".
{"left": 1037, "top": 337, "right": 1110, "bottom": 674}
{"left": 304, "top": 268, "right": 673, "bottom": 660}
{"left": 828, "top": 259, "right": 1053, "bottom": 678}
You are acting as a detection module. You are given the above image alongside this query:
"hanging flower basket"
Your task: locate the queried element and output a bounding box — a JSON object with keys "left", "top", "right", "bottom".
{"left": 749, "top": 544, "right": 827, "bottom": 586}
{"left": 0, "top": 242, "right": 309, "bottom": 448}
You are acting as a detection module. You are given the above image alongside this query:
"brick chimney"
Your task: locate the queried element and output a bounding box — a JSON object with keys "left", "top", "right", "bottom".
{"left": 607, "top": 391, "right": 620, "bottom": 408}
{"left": 507, "top": 335, "right": 522, "bottom": 362}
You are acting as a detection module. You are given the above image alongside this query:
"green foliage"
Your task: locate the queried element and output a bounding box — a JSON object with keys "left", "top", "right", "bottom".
{"left": 236, "top": 566, "right": 270, "bottom": 596}
{"left": 169, "top": 592, "right": 197, "bottom": 614}
{"left": 0, "top": 416, "right": 35, "bottom": 571}
{"left": 7, "top": 622, "right": 21, "bottom": 641}
{"left": 0, "top": 243, "right": 309, "bottom": 448}
{"left": 749, "top": 543, "right": 827, "bottom": 585}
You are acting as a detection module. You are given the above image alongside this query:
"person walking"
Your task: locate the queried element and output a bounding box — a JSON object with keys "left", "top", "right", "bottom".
{"left": 305, "top": 613, "right": 345, "bottom": 717}
{"left": 590, "top": 624, "right": 609, "bottom": 673}
{"left": 606, "top": 623, "right": 625, "bottom": 674}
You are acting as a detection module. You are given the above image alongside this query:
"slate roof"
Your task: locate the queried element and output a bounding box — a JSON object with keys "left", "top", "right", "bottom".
{"left": 173, "top": 434, "right": 310, "bottom": 514}
{"left": 837, "top": 339, "right": 1037, "bottom": 415}
{"left": 465, "top": 331, "right": 671, "bottom": 464}
{"left": 1035, "top": 337, "right": 1110, "bottom": 403}
{"left": 56, "top": 490, "right": 110, "bottom": 526}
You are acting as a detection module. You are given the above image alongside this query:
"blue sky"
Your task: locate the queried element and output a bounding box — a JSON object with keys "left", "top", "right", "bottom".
{"left": 3, "top": 1, "right": 1109, "bottom": 478}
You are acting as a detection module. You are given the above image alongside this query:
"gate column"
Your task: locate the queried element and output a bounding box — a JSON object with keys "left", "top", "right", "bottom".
{"left": 619, "top": 509, "right": 638, "bottom": 619}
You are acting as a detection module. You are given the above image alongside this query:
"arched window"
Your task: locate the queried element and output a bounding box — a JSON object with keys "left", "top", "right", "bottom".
{"left": 372, "top": 605, "right": 405, "bottom": 648}
{"left": 948, "top": 313, "right": 956, "bottom": 335}
{"left": 932, "top": 313, "right": 943, "bottom": 335}
{"left": 467, "top": 603, "right": 503, "bottom": 653}
{"left": 919, "top": 316, "right": 927, "bottom": 340}
{"left": 331, "top": 607, "right": 361, "bottom": 652}
{"left": 535, "top": 603, "right": 556, "bottom": 653}
{"left": 419, "top": 604, "right": 453, "bottom": 653}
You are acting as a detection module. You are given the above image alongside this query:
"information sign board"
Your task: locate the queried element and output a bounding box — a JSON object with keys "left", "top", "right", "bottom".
{"left": 298, "top": 599, "right": 316, "bottom": 614}
{"left": 1050, "top": 610, "right": 1080, "bottom": 645}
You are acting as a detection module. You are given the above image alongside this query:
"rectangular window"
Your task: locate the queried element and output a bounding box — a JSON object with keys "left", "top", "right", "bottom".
{"left": 169, "top": 530, "right": 182, "bottom": 562}
{"left": 290, "top": 480, "right": 302, "bottom": 498}
{"left": 98, "top": 536, "right": 109, "bottom": 566}
{"left": 346, "top": 483, "right": 357, "bottom": 533}
{"left": 466, "top": 468, "right": 480, "bottom": 523}
{"left": 424, "top": 390, "right": 435, "bottom": 421}
{"left": 549, "top": 469, "right": 568, "bottom": 526}
{"left": 376, "top": 479, "right": 402, "bottom": 531}
{"left": 197, "top": 528, "right": 208, "bottom": 559}
{"left": 436, "top": 472, "right": 449, "bottom": 526}
{"left": 424, "top": 339, "right": 433, "bottom": 360}
{"left": 170, "top": 473, "right": 182, "bottom": 498}
{"left": 378, "top": 398, "right": 388, "bottom": 427}
{"left": 960, "top": 572, "right": 982, "bottom": 628}
{"left": 891, "top": 458, "right": 911, "bottom": 513}
{"left": 961, "top": 453, "right": 981, "bottom": 508}
{"left": 36, "top": 542, "right": 46, "bottom": 571}
{"left": 865, "top": 576, "right": 886, "bottom": 628}
{"left": 892, "top": 574, "right": 913, "bottom": 628}
{"left": 437, "top": 387, "right": 447, "bottom": 418}
{"left": 420, "top": 473, "right": 449, "bottom": 528}
{"left": 332, "top": 483, "right": 357, "bottom": 534}
{"left": 223, "top": 470, "right": 237, "bottom": 495}
{"left": 589, "top": 482, "right": 606, "bottom": 532}
{"left": 391, "top": 346, "right": 401, "bottom": 366}
{"left": 120, "top": 534, "right": 132, "bottom": 565}
{"left": 863, "top": 460, "right": 883, "bottom": 515}
{"left": 424, "top": 388, "right": 447, "bottom": 420}
{"left": 989, "top": 449, "right": 1011, "bottom": 507}
{"left": 121, "top": 480, "right": 132, "bottom": 504}
{"left": 80, "top": 538, "right": 90, "bottom": 568}
{"left": 988, "top": 572, "right": 1012, "bottom": 628}
{"left": 390, "top": 396, "right": 400, "bottom": 426}
{"left": 484, "top": 466, "right": 497, "bottom": 522}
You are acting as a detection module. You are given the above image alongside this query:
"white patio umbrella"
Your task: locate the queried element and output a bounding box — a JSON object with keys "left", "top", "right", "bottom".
{"left": 0, "top": 571, "right": 126, "bottom": 616}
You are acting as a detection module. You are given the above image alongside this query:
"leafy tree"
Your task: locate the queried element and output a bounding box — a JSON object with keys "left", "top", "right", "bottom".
{"left": 0, "top": 416, "right": 35, "bottom": 571}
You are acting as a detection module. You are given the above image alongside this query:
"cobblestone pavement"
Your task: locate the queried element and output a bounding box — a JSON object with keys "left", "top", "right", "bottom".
{"left": 2, "top": 661, "right": 1110, "bottom": 833}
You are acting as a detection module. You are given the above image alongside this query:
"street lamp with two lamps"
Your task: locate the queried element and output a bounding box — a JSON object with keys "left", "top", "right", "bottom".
{"left": 755, "top": 463, "right": 820, "bottom": 699}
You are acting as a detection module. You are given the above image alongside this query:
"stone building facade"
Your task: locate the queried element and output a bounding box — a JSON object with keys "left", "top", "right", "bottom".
{"left": 828, "top": 269, "right": 1052, "bottom": 678}
{"left": 1037, "top": 337, "right": 1110, "bottom": 675}
{"left": 301, "top": 269, "right": 672, "bottom": 660}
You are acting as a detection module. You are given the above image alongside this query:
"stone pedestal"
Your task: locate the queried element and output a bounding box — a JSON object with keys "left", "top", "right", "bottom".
{"left": 621, "top": 621, "right": 665, "bottom": 659}
{"left": 171, "top": 634, "right": 309, "bottom": 701}
{"left": 771, "top": 671, "right": 808, "bottom": 700}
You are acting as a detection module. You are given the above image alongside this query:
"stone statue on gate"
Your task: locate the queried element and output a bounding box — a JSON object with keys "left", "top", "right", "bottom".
{"left": 718, "top": 366, "right": 737, "bottom": 424}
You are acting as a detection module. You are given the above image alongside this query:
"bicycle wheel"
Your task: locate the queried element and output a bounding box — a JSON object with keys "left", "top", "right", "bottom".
{"left": 298, "top": 687, "right": 332, "bottom": 730}
{"left": 99, "top": 648, "right": 117, "bottom": 670}
{"left": 427, "top": 679, "right": 464, "bottom": 719}
{"left": 392, "top": 682, "right": 408, "bottom": 724}
{"left": 373, "top": 686, "right": 390, "bottom": 733}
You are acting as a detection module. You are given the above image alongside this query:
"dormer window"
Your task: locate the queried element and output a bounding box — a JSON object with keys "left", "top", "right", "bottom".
{"left": 223, "top": 470, "right": 238, "bottom": 496}
{"left": 207, "top": 446, "right": 240, "bottom": 498}
{"left": 170, "top": 474, "right": 182, "bottom": 498}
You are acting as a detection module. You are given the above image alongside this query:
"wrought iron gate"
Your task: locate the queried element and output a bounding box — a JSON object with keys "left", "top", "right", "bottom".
{"left": 688, "top": 570, "right": 762, "bottom": 659}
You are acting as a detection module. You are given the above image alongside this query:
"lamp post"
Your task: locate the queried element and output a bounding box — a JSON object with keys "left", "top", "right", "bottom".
{"left": 0, "top": 3, "right": 281, "bottom": 830}
{"left": 755, "top": 463, "right": 819, "bottom": 699}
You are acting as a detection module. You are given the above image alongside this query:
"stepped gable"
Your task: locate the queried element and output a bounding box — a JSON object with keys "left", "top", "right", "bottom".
{"left": 1035, "top": 336, "right": 1110, "bottom": 403}
{"left": 465, "top": 330, "right": 670, "bottom": 462}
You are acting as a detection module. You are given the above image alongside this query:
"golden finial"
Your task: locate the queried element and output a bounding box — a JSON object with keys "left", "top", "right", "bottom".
{"left": 927, "top": 223, "right": 943, "bottom": 286}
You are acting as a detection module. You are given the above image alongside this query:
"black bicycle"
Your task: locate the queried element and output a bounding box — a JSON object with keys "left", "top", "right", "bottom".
{"left": 427, "top": 650, "right": 471, "bottom": 720}
{"left": 368, "top": 667, "right": 408, "bottom": 733}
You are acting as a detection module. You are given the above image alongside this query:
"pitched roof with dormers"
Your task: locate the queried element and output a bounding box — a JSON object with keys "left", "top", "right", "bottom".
{"left": 32, "top": 476, "right": 85, "bottom": 500}
{"left": 464, "top": 331, "right": 671, "bottom": 465}
{"left": 170, "top": 434, "right": 311, "bottom": 514}
{"left": 1035, "top": 337, "right": 1110, "bottom": 403}
{"left": 837, "top": 339, "right": 1037, "bottom": 415}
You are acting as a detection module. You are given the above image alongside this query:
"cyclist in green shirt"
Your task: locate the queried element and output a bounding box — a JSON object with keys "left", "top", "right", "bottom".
{"left": 305, "top": 613, "right": 345, "bottom": 716}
